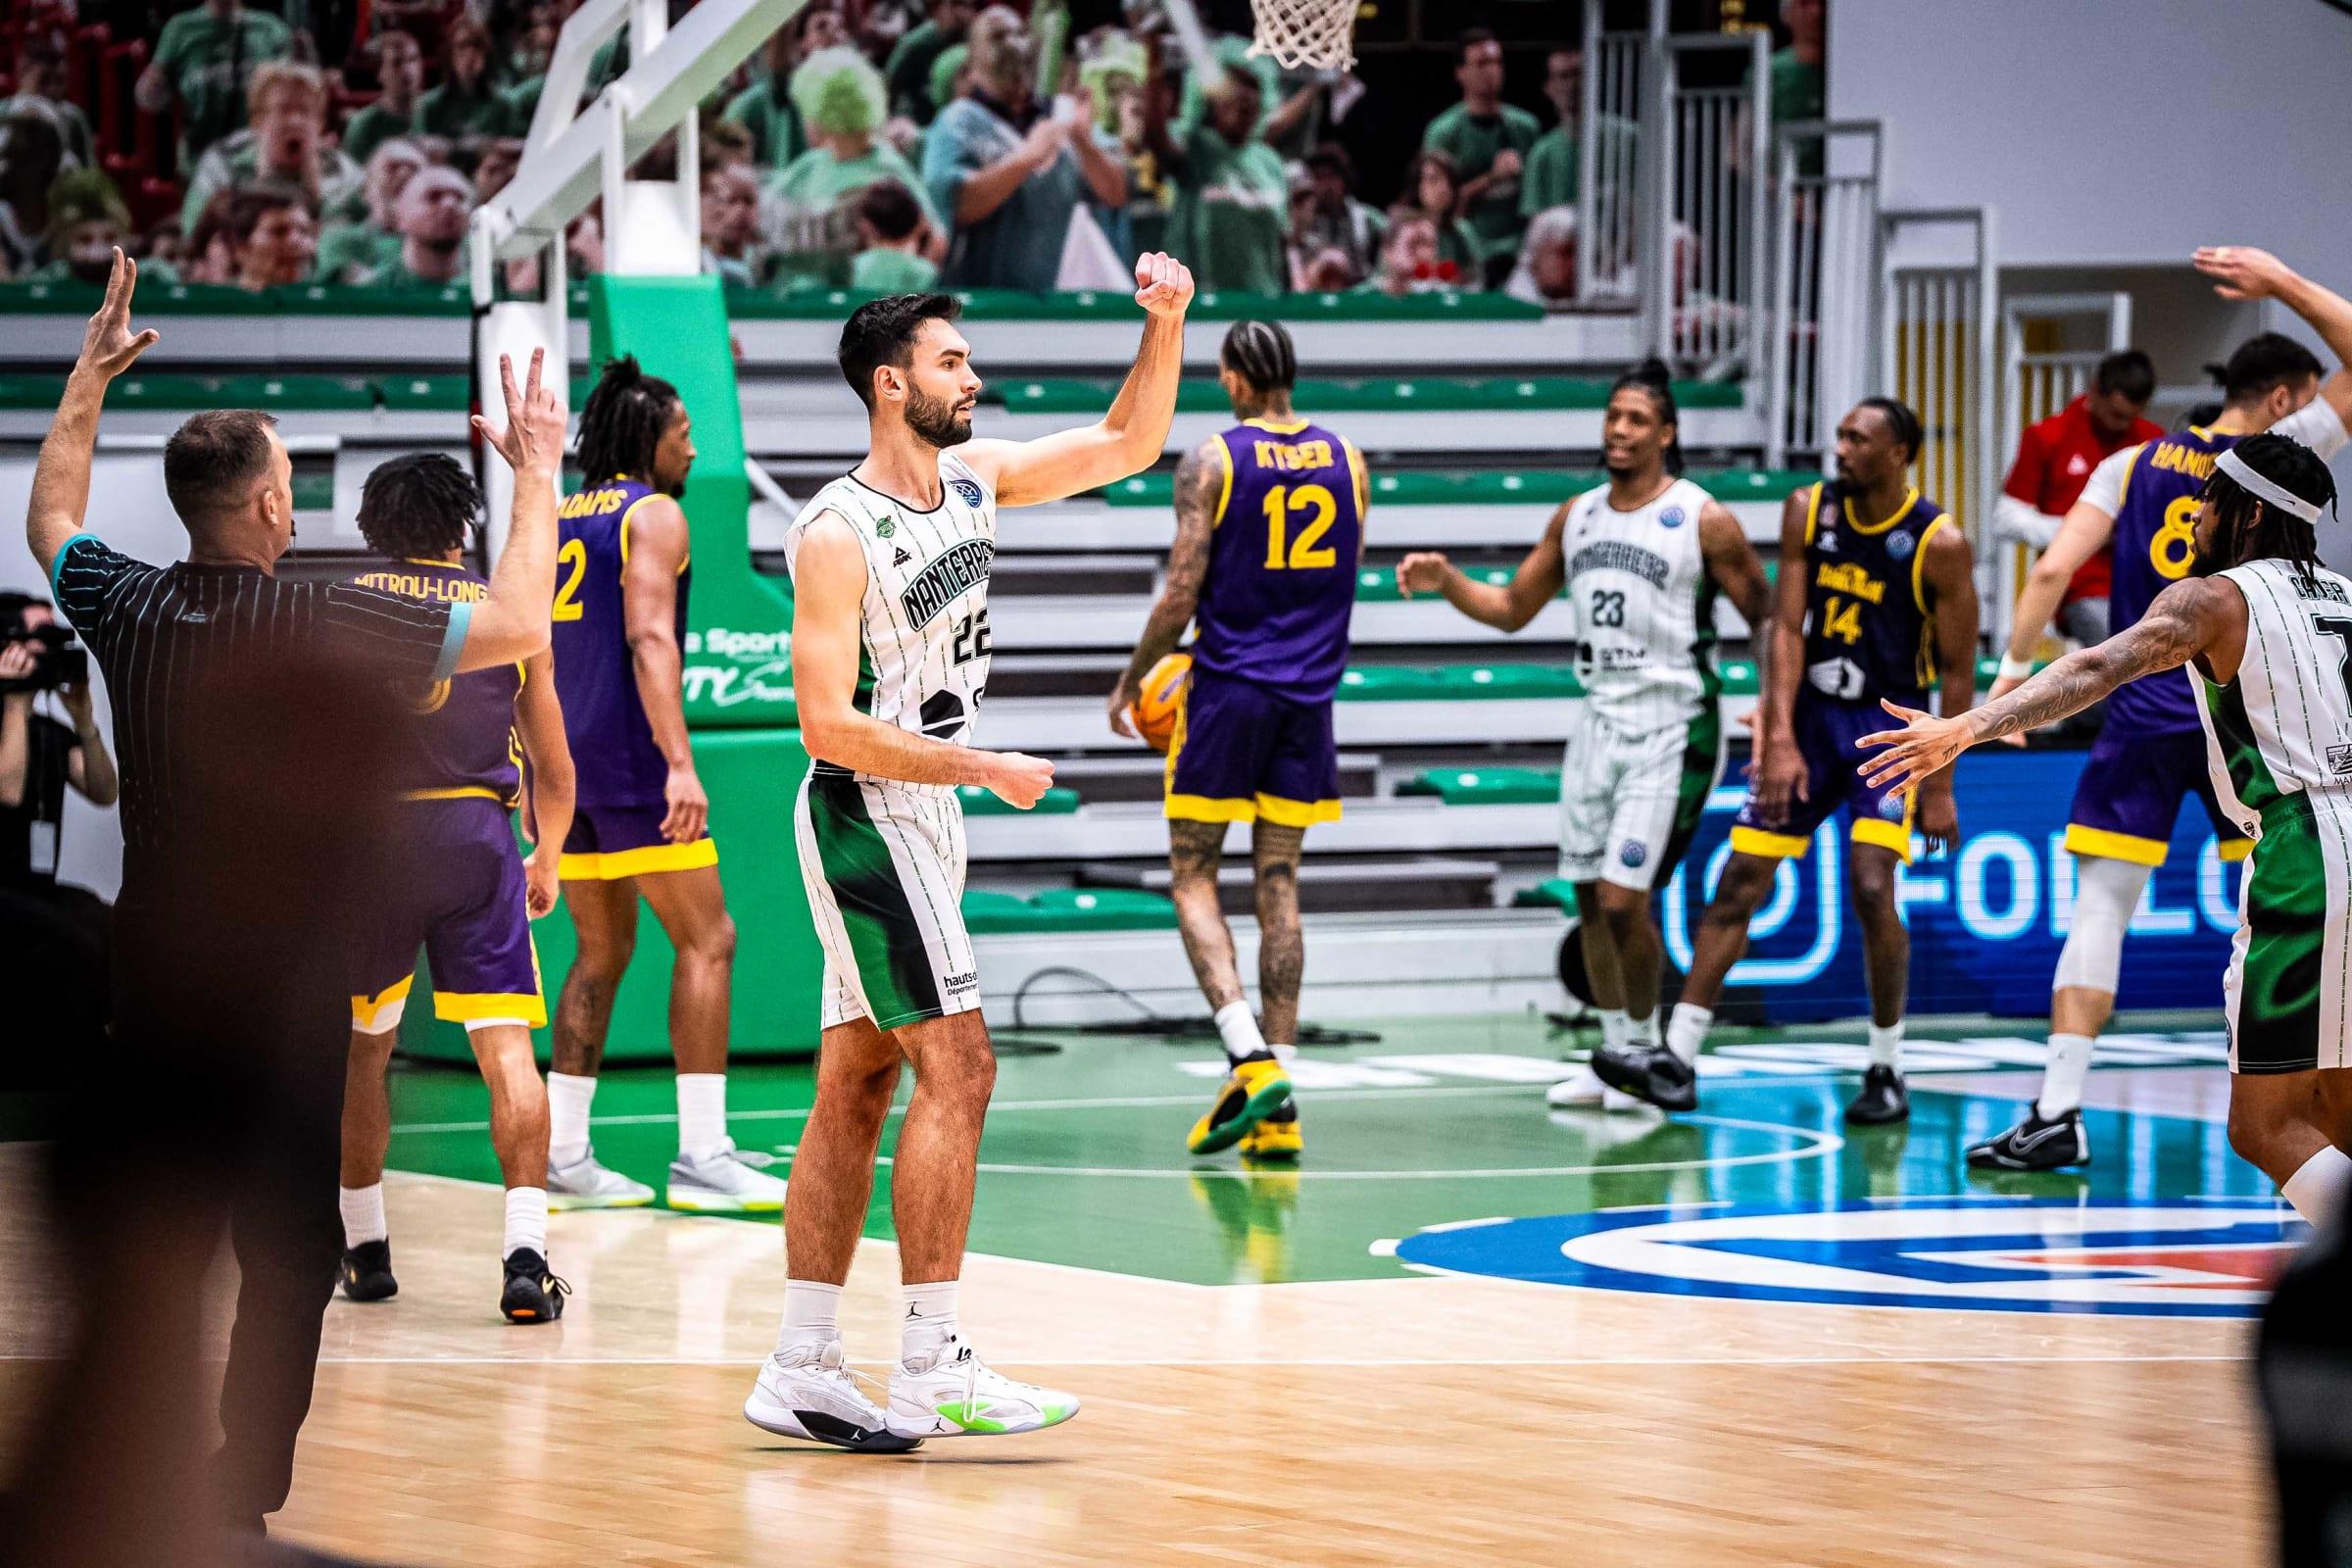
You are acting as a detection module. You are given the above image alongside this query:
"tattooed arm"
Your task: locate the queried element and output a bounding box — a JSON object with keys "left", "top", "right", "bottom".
{"left": 1108, "top": 437, "right": 1220, "bottom": 736}
{"left": 1857, "top": 575, "right": 2246, "bottom": 793}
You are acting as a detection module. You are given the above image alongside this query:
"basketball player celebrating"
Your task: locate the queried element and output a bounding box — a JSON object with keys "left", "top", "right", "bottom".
{"left": 1399, "top": 364, "right": 1773, "bottom": 1107}
{"left": 1598, "top": 398, "right": 1979, "bottom": 1122}
{"left": 337, "top": 454, "right": 576, "bottom": 1322}
{"left": 746, "top": 257, "right": 1194, "bottom": 1449}
{"left": 1969, "top": 246, "right": 2352, "bottom": 1171}
{"left": 543, "top": 359, "right": 787, "bottom": 1212}
{"left": 1863, "top": 433, "right": 2352, "bottom": 1227}
{"left": 1106, "top": 320, "right": 1369, "bottom": 1161}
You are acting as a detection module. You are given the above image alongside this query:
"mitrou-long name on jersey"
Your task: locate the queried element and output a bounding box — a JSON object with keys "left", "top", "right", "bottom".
{"left": 1191, "top": 416, "right": 1364, "bottom": 705}
{"left": 348, "top": 557, "right": 521, "bottom": 804}
{"left": 552, "top": 475, "right": 689, "bottom": 808}
{"left": 1798, "top": 480, "right": 1948, "bottom": 708}
{"left": 1559, "top": 475, "right": 1719, "bottom": 733}
{"left": 782, "top": 454, "right": 998, "bottom": 785}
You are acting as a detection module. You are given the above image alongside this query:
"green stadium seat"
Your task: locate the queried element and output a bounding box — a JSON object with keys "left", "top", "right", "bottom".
{"left": 1353, "top": 564, "right": 1528, "bottom": 602}
{"left": 292, "top": 472, "right": 336, "bottom": 512}
{"left": 1398, "top": 767, "right": 1561, "bottom": 805}
{"left": 375, "top": 373, "right": 473, "bottom": 411}
{"left": 721, "top": 286, "right": 1542, "bottom": 323}
{"left": 961, "top": 889, "right": 1048, "bottom": 934}
{"left": 1335, "top": 665, "right": 1444, "bottom": 700}
{"left": 956, "top": 784, "right": 1080, "bottom": 815}
{"left": 238, "top": 374, "right": 377, "bottom": 411}
{"left": 996, "top": 377, "right": 1740, "bottom": 418}
{"left": 0, "top": 374, "right": 67, "bottom": 410}
{"left": 1511, "top": 877, "right": 1581, "bottom": 912}
{"left": 1102, "top": 467, "right": 1819, "bottom": 508}
{"left": 1028, "top": 887, "right": 1179, "bottom": 929}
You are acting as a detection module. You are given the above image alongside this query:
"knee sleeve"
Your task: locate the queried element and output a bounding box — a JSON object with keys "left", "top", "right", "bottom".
{"left": 2053, "top": 855, "right": 2149, "bottom": 995}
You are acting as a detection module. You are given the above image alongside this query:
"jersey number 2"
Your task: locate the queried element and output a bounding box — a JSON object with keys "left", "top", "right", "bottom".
{"left": 1262, "top": 484, "right": 1339, "bottom": 570}
{"left": 553, "top": 538, "right": 588, "bottom": 621}
{"left": 2315, "top": 614, "right": 2352, "bottom": 705}
{"left": 952, "top": 609, "right": 992, "bottom": 665}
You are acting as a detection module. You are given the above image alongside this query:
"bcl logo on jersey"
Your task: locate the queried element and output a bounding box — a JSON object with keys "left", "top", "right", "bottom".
{"left": 1657, "top": 506, "right": 1686, "bottom": 529}
{"left": 1391, "top": 1199, "right": 2299, "bottom": 1317}
{"left": 951, "top": 477, "right": 985, "bottom": 508}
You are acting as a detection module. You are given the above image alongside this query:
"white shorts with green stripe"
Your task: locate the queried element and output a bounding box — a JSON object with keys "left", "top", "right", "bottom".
{"left": 794, "top": 766, "right": 982, "bottom": 1032}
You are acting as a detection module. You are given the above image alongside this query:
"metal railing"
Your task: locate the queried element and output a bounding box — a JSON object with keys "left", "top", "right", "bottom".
{"left": 1765, "top": 120, "right": 1882, "bottom": 469}
{"left": 1575, "top": 13, "right": 1651, "bottom": 308}
{"left": 1656, "top": 28, "right": 1772, "bottom": 380}
{"left": 1879, "top": 206, "right": 1999, "bottom": 610}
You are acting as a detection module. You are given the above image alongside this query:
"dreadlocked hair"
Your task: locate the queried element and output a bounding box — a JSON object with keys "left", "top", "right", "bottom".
{"left": 2206, "top": 431, "right": 2336, "bottom": 588}
{"left": 1220, "top": 320, "right": 1298, "bottom": 397}
{"left": 1610, "top": 357, "right": 1685, "bottom": 475}
{"left": 1858, "top": 395, "right": 1923, "bottom": 464}
{"left": 357, "top": 452, "right": 481, "bottom": 560}
{"left": 576, "top": 355, "right": 681, "bottom": 486}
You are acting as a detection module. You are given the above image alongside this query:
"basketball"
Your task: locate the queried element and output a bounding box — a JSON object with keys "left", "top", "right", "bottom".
{"left": 1131, "top": 652, "right": 1192, "bottom": 752}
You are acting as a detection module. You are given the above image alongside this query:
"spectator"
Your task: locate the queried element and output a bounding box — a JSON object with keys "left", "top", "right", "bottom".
{"left": 1175, "top": 35, "right": 1328, "bottom": 164}
{"left": 1421, "top": 28, "right": 1541, "bottom": 287}
{"left": 724, "top": 5, "right": 851, "bottom": 174}
{"left": 1760, "top": 0, "right": 1826, "bottom": 175}
{"left": 1503, "top": 205, "right": 1578, "bottom": 308}
{"left": 143, "top": 220, "right": 191, "bottom": 279}
{"left": 702, "top": 163, "right": 765, "bottom": 287}
{"left": 1520, "top": 48, "right": 1632, "bottom": 217}
{"left": 366, "top": 163, "right": 470, "bottom": 288}
{"left": 506, "top": 0, "right": 564, "bottom": 84}
{"left": 1, "top": 37, "right": 97, "bottom": 172}
{"left": 1995, "top": 348, "right": 2162, "bottom": 652}
{"left": 137, "top": 0, "right": 296, "bottom": 169}
{"left": 180, "top": 188, "right": 243, "bottom": 284}
{"left": 1109, "top": 55, "right": 1171, "bottom": 261}
{"left": 342, "top": 28, "right": 426, "bottom": 167}
{"left": 1292, "top": 142, "right": 1385, "bottom": 288}
{"left": 922, "top": 5, "right": 1126, "bottom": 291}
{"left": 1365, "top": 212, "right": 1455, "bottom": 298}
{"left": 179, "top": 62, "right": 366, "bottom": 233}
{"left": 32, "top": 171, "right": 179, "bottom": 287}
{"left": 1395, "top": 149, "right": 1483, "bottom": 286}
{"left": 928, "top": 40, "right": 971, "bottom": 114}
{"left": 418, "top": 18, "right": 515, "bottom": 145}
{"left": 768, "top": 46, "right": 941, "bottom": 289}
{"left": 851, "top": 178, "right": 939, "bottom": 291}
{"left": 0, "top": 113, "right": 65, "bottom": 277}
{"left": 704, "top": 118, "right": 758, "bottom": 173}
{"left": 317, "top": 138, "right": 422, "bottom": 284}
{"left": 1147, "top": 65, "right": 1287, "bottom": 296}
{"left": 885, "top": 0, "right": 976, "bottom": 123}
{"left": 228, "top": 186, "right": 319, "bottom": 289}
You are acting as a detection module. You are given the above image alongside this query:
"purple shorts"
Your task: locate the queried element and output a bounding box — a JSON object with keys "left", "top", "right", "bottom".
{"left": 2065, "top": 724, "right": 2253, "bottom": 866}
{"left": 1164, "top": 664, "right": 1342, "bottom": 828}
{"left": 559, "top": 801, "right": 719, "bottom": 880}
{"left": 352, "top": 796, "right": 543, "bottom": 1029}
{"left": 1732, "top": 695, "right": 1916, "bottom": 862}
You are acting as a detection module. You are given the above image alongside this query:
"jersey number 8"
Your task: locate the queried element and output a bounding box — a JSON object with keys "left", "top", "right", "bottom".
{"left": 2149, "top": 495, "right": 2199, "bottom": 581}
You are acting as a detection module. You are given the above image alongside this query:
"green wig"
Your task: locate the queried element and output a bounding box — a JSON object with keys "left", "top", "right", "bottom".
{"left": 790, "top": 44, "right": 887, "bottom": 139}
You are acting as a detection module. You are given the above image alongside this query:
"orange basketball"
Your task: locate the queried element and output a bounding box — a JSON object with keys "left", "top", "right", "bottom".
{"left": 1130, "top": 652, "right": 1192, "bottom": 753}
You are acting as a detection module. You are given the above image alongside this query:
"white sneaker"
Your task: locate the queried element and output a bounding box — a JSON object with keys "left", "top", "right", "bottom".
{"left": 546, "top": 1149, "right": 656, "bottom": 1209}
{"left": 886, "top": 1337, "right": 1080, "bottom": 1440}
{"left": 1546, "top": 1064, "right": 1642, "bottom": 1112}
{"left": 666, "top": 1140, "right": 788, "bottom": 1212}
{"left": 744, "top": 1340, "right": 922, "bottom": 1452}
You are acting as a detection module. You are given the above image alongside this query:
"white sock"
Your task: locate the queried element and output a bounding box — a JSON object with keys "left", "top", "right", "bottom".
{"left": 1625, "top": 1011, "right": 1659, "bottom": 1049}
{"left": 339, "top": 1184, "right": 387, "bottom": 1249}
{"left": 1215, "top": 1000, "right": 1269, "bottom": 1064}
{"left": 548, "top": 1071, "right": 597, "bottom": 1168}
{"left": 901, "top": 1279, "right": 959, "bottom": 1365}
{"left": 1666, "top": 1003, "right": 1712, "bottom": 1067}
{"left": 1598, "top": 1008, "right": 1630, "bottom": 1053}
{"left": 677, "top": 1072, "right": 729, "bottom": 1162}
{"left": 504, "top": 1187, "right": 548, "bottom": 1258}
{"left": 1267, "top": 1042, "right": 1297, "bottom": 1064}
{"left": 775, "top": 1279, "right": 844, "bottom": 1357}
{"left": 1868, "top": 1020, "right": 1904, "bottom": 1070}
{"left": 2282, "top": 1147, "right": 2352, "bottom": 1230}
{"left": 2037, "top": 1033, "right": 2094, "bottom": 1118}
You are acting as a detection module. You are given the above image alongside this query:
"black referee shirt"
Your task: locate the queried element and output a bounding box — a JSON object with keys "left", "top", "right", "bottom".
{"left": 47, "top": 532, "right": 466, "bottom": 901}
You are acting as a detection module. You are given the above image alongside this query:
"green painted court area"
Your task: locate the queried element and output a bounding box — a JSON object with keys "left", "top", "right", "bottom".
{"left": 382, "top": 1012, "right": 2267, "bottom": 1287}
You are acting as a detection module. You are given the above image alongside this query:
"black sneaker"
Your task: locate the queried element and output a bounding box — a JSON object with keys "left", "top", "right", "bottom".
{"left": 1966, "top": 1108, "right": 2089, "bottom": 1171}
{"left": 1590, "top": 1043, "right": 1698, "bottom": 1113}
{"left": 1844, "top": 1064, "right": 1910, "bottom": 1125}
{"left": 338, "top": 1240, "right": 397, "bottom": 1302}
{"left": 501, "top": 1248, "right": 570, "bottom": 1324}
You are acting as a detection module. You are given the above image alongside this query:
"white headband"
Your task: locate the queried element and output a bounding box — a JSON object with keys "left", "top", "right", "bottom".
{"left": 2216, "top": 447, "right": 2324, "bottom": 523}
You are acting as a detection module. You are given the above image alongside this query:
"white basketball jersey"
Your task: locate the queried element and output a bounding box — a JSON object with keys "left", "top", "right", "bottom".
{"left": 2196, "top": 558, "right": 2352, "bottom": 820}
{"left": 1560, "top": 476, "right": 1717, "bottom": 733}
{"left": 782, "top": 451, "right": 998, "bottom": 774}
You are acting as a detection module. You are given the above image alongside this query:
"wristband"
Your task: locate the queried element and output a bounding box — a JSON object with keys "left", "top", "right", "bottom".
{"left": 1996, "top": 654, "right": 2035, "bottom": 683}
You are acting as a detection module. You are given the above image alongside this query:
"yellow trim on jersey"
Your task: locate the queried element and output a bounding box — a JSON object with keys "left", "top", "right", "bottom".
{"left": 1843, "top": 485, "right": 1921, "bottom": 536}
{"left": 2063, "top": 823, "right": 2170, "bottom": 867}
{"left": 1803, "top": 482, "right": 1823, "bottom": 546}
{"left": 434, "top": 990, "right": 548, "bottom": 1028}
{"left": 1242, "top": 416, "right": 1311, "bottom": 434}
{"left": 1730, "top": 825, "right": 1811, "bottom": 858}
{"left": 1210, "top": 433, "right": 1235, "bottom": 528}
{"left": 2219, "top": 837, "right": 2253, "bottom": 862}
{"left": 559, "top": 837, "right": 719, "bottom": 881}
{"left": 1165, "top": 793, "right": 1259, "bottom": 823}
{"left": 351, "top": 973, "right": 415, "bottom": 1032}
{"left": 402, "top": 785, "right": 507, "bottom": 803}
{"left": 1851, "top": 795, "right": 1916, "bottom": 862}
{"left": 617, "top": 493, "right": 689, "bottom": 573}
{"left": 1255, "top": 793, "right": 1343, "bottom": 828}
{"left": 1342, "top": 437, "right": 1369, "bottom": 520}
{"left": 2112, "top": 446, "right": 2144, "bottom": 514}
{"left": 1910, "top": 514, "right": 1946, "bottom": 612}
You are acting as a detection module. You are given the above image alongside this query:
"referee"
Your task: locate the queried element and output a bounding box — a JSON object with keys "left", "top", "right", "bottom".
{"left": 13, "top": 252, "right": 565, "bottom": 1544}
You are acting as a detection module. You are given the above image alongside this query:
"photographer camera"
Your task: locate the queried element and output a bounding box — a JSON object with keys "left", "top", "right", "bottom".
{"left": 0, "top": 589, "right": 116, "bottom": 1082}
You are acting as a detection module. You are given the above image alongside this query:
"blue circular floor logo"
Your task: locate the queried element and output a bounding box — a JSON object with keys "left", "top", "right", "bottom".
{"left": 1392, "top": 1198, "right": 2299, "bottom": 1317}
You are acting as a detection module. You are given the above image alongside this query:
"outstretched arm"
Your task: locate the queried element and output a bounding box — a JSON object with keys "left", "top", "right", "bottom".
{"left": 1859, "top": 574, "right": 2245, "bottom": 792}
{"left": 457, "top": 349, "right": 567, "bottom": 672}
{"left": 26, "top": 251, "right": 159, "bottom": 577}
{"left": 1396, "top": 502, "right": 1567, "bottom": 632}
{"left": 2197, "top": 246, "right": 2352, "bottom": 427}
{"left": 1107, "top": 437, "right": 1217, "bottom": 736}
{"left": 960, "top": 253, "right": 1196, "bottom": 508}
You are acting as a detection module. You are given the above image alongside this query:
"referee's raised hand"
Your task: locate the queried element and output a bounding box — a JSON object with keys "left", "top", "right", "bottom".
{"left": 75, "top": 248, "right": 161, "bottom": 384}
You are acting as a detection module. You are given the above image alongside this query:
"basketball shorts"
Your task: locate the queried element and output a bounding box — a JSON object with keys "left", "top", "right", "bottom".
{"left": 1731, "top": 694, "right": 1916, "bottom": 863}
{"left": 2226, "top": 797, "right": 2352, "bottom": 1074}
{"left": 352, "top": 797, "right": 545, "bottom": 1032}
{"left": 1163, "top": 664, "right": 1342, "bottom": 828}
{"left": 1557, "top": 703, "right": 1723, "bottom": 893}
{"left": 559, "top": 801, "right": 719, "bottom": 880}
{"left": 796, "top": 766, "right": 980, "bottom": 1032}
{"left": 2064, "top": 725, "right": 2253, "bottom": 867}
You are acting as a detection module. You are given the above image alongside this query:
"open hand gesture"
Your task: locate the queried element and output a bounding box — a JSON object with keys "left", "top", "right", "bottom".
{"left": 1133, "top": 251, "right": 1196, "bottom": 318}
{"left": 472, "top": 347, "right": 567, "bottom": 475}
{"left": 2194, "top": 245, "right": 2295, "bottom": 302}
{"left": 77, "top": 249, "right": 161, "bottom": 383}
{"left": 1856, "top": 698, "right": 1973, "bottom": 796}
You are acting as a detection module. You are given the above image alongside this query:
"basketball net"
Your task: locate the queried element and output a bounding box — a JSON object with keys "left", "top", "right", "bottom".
{"left": 1247, "top": 0, "right": 1357, "bottom": 72}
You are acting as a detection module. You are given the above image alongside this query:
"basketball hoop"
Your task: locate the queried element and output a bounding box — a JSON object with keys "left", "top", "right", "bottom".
{"left": 1247, "top": 0, "right": 1358, "bottom": 73}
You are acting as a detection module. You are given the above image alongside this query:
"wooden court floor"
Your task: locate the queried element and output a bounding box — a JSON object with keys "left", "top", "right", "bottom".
{"left": 0, "top": 1015, "right": 2285, "bottom": 1566}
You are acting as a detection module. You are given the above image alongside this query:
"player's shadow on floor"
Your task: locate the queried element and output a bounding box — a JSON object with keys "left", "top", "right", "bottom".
{"left": 750, "top": 1446, "right": 1066, "bottom": 1466}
